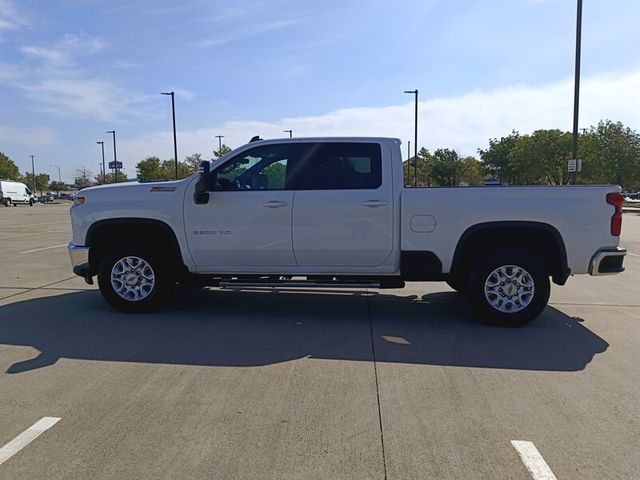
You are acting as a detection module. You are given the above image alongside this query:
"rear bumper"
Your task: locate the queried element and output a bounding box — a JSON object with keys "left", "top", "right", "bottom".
{"left": 589, "top": 247, "right": 626, "bottom": 276}
{"left": 68, "top": 242, "right": 92, "bottom": 283}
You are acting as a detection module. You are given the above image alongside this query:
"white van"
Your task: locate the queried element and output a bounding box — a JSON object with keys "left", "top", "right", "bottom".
{"left": 0, "top": 180, "right": 35, "bottom": 207}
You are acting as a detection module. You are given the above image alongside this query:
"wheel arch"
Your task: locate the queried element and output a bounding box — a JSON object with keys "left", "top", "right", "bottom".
{"left": 450, "top": 221, "right": 570, "bottom": 286}
{"left": 85, "top": 218, "right": 187, "bottom": 276}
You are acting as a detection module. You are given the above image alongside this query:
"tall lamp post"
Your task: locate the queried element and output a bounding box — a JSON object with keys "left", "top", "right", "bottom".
{"left": 49, "top": 164, "right": 61, "bottom": 183}
{"left": 404, "top": 89, "right": 418, "bottom": 187}
{"left": 29, "top": 155, "right": 36, "bottom": 194}
{"left": 215, "top": 135, "right": 225, "bottom": 153}
{"left": 407, "top": 141, "right": 411, "bottom": 186}
{"left": 106, "top": 130, "right": 118, "bottom": 182}
{"left": 97, "top": 141, "right": 106, "bottom": 184}
{"left": 161, "top": 91, "right": 179, "bottom": 179}
{"left": 570, "top": 0, "right": 583, "bottom": 184}
{"left": 283, "top": 129, "right": 293, "bottom": 138}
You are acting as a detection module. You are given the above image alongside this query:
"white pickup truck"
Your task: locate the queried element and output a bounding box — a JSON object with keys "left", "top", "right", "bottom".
{"left": 68, "top": 137, "right": 626, "bottom": 326}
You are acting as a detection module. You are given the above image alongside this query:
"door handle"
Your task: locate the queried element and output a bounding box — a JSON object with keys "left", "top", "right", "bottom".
{"left": 262, "top": 200, "right": 287, "bottom": 208}
{"left": 361, "top": 200, "right": 388, "bottom": 208}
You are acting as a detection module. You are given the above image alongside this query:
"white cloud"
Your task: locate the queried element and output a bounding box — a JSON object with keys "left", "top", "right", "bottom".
{"left": 0, "top": 0, "right": 28, "bottom": 31}
{"left": 5, "top": 33, "right": 153, "bottom": 122}
{"left": 197, "top": 19, "right": 299, "bottom": 48}
{"left": 20, "top": 78, "right": 154, "bottom": 122}
{"left": 0, "top": 125, "right": 58, "bottom": 145}
{"left": 118, "top": 70, "right": 640, "bottom": 166}
{"left": 20, "top": 33, "right": 107, "bottom": 67}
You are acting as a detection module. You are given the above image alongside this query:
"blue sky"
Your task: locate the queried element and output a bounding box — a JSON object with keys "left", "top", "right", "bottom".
{"left": 0, "top": 0, "right": 638, "bottom": 182}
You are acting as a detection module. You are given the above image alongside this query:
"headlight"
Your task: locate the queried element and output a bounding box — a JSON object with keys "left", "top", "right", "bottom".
{"left": 74, "top": 196, "right": 85, "bottom": 206}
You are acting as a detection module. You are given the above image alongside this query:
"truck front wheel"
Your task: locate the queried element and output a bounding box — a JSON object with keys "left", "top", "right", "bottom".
{"left": 468, "top": 251, "right": 550, "bottom": 327}
{"left": 97, "top": 244, "right": 175, "bottom": 313}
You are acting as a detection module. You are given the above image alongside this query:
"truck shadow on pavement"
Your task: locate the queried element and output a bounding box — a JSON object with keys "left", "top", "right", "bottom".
{"left": 0, "top": 288, "right": 608, "bottom": 374}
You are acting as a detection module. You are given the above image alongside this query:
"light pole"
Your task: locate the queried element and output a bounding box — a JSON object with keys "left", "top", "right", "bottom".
{"left": 97, "top": 141, "right": 106, "bottom": 184}
{"left": 29, "top": 155, "right": 36, "bottom": 194}
{"left": 215, "top": 135, "right": 224, "bottom": 152}
{"left": 49, "top": 164, "right": 61, "bottom": 183}
{"left": 407, "top": 141, "right": 411, "bottom": 186}
{"left": 161, "top": 91, "right": 179, "bottom": 179}
{"left": 106, "top": 130, "right": 118, "bottom": 182}
{"left": 570, "top": 0, "right": 583, "bottom": 184}
{"left": 404, "top": 89, "right": 418, "bottom": 187}
{"left": 283, "top": 129, "right": 292, "bottom": 138}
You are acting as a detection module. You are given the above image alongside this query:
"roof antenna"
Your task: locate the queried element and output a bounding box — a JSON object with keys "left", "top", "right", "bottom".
{"left": 250, "top": 135, "right": 262, "bottom": 143}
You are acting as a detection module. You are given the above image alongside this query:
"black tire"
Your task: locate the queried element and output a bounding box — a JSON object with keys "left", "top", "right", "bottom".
{"left": 3, "top": 199, "right": 10, "bottom": 207}
{"left": 468, "top": 251, "right": 550, "bottom": 327}
{"left": 29, "top": 199, "right": 34, "bottom": 207}
{"left": 97, "top": 244, "right": 176, "bottom": 313}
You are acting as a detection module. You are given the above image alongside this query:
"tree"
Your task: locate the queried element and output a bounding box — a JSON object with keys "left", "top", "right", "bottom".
{"left": 508, "top": 129, "right": 572, "bottom": 185}
{"left": 428, "top": 148, "right": 469, "bottom": 187}
{"left": 136, "top": 156, "right": 164, "bottom": 181}
{"left": 136, "top": 157, "right": 192, "bottom": 181}
{"left": 461, "top": 156, "right": 488, "bottom": 185}
{"left": 213, "top": 144, "right": 232, "bottom": 158}
{"left": 478, "top": 131, "right": 522, "bottom": 184}
{"left": 96, "top": 171, "right": 127, "bottom": 184}
{"left": 403, "top": 147, "right": 433, "bottom": 187}
{"left": 74, "top": 167, "right": 94, "bottom": 189}
{"left": 22, "top": 172, "right": 50, "bottom": 195}
{"left": 166, "top": 160, "right": 192, "bottom": 180}
{"left": 49, "top": 181, "right": 66, "bottom": 192}
{"left": 184, "top": 153, "right": 204, "bottom": 173}
{"left": 579, "top": 120, "right": 640, "bottom": 190}
{"left": 0, "top": 152, "right": 20, "bottom": 180}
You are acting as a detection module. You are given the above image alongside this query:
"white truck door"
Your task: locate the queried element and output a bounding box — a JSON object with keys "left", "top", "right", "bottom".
{"left": 291, "top": 142, "right": 394, "bottom": 267}
{"left": 183, "top": 144, "right": 297, "bottom": 269}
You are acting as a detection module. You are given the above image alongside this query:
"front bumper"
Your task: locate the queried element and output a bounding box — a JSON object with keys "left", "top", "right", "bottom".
{"left": 589, "top": 247, "right": 626, "bottom": 276}
{"left": 68, "top": 242, "right": 92, "bottom": 283}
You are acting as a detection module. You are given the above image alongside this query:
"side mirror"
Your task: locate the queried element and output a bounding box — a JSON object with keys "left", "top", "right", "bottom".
{"left": 194, "top": 160, "right": 212, "bottom": 205}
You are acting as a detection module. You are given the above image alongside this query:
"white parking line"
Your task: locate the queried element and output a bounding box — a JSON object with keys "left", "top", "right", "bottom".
{"left": 20, "top": 244, "right": 68, "bottom": 254}
{"left": 0, "top": 230, "right": 67, "bottom": 240}
{"left": 627, "top": 252, "right": 640, "bottom": 258}
{"left": 0, "top": 417, "right": 61, "bottom": 466}
{"left": 511, "top": 440, "right": 558, "bottom": 480}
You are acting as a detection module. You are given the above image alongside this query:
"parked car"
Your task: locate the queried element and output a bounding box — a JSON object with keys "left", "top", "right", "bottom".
{"left": 0, "top": 180, "right": 35, "bottom": 206}
{"left": 68, "top": 137, "right": 626, "bottom": 326}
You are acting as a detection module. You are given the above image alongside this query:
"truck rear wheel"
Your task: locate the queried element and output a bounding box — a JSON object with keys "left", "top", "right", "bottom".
{"left": 97, "top": 244, "right": 175, "bottom": 313}
{"left": 468, "top": 251, "right": 549, "bottom": 327}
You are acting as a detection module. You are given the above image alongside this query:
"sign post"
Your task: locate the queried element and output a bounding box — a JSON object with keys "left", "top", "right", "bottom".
{"left": 567, "top": 159, "right": 582, "bottom": 174}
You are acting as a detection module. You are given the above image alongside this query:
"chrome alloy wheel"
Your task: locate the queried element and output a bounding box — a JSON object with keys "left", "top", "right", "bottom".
{"left": 111, "top": 256, "right": 155, "bottom": 302}
{"left": 484, "top": 265, "right": 535, "bottom": 313}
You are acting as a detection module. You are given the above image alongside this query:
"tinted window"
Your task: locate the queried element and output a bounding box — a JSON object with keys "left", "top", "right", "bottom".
{"left": 290, "top": 143, "right": 382, "bottom": 190}
{"left": 213, "top": 142, "right": 382, "bottom": 191}
{"left": 214, "top": 144, "right": 295, "bottom": 191}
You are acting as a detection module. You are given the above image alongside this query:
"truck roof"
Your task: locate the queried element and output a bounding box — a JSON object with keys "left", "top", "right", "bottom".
{"left": 249, "top": 136, "right": 401, "bottom": 144}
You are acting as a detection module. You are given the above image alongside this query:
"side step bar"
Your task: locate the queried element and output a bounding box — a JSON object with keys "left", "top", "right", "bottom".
{"left": 219, "top": 279, "right": 381, "bottom": 289}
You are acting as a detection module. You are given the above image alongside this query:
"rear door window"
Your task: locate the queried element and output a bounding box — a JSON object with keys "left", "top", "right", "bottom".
{"left": 289, "top": 143, "right": 382, "bottom": 190}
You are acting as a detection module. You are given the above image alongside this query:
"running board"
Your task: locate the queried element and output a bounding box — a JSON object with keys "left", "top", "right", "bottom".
{"left": 219, "top": 279, "right": 381, "bottom": 289}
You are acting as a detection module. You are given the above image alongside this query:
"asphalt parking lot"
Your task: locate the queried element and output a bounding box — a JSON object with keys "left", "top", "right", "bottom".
{"left": 0, "top": 203, "right": 638, "bottom": 479}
